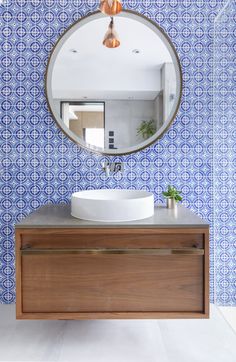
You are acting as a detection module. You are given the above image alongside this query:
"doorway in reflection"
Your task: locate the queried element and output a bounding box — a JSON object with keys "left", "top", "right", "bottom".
{"left": 61, "top": 101, "right": 105, "bottom": 148}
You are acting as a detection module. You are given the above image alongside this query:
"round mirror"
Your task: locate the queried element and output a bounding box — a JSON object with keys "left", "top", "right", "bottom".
{"left": 46, "top": 10, "right": 182, "bottom": 155}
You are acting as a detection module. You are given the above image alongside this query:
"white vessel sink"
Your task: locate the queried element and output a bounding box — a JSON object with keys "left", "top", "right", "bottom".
{"left": 71, "top": 189, "right": 154, "bottom": 222}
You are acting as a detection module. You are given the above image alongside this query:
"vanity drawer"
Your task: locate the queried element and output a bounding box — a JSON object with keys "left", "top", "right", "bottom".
{"left": 16, "top": 226, "right": 208, "bottom": 319}
{"left": 21, "top": 251, "right": 204, "bottom": 314}
{"left": 21, "top": 228, "right": 204, "bottom": 250}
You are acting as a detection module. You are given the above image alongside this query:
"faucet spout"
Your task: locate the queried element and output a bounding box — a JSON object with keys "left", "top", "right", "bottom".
{"left": 101, "top": 161, "right": 123, "bottom": 177}
{"left": 101, "top": 161, "right": 111, "bottom": 177}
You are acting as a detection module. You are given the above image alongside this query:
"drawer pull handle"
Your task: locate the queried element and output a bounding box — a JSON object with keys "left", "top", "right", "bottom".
{"left": 21, "top": 248, "right": 204, "bottom": 256}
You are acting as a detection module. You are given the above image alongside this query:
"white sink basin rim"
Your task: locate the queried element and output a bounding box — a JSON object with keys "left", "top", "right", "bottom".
{"left": 71, "top": 189, "right": 154, "bottom": 222}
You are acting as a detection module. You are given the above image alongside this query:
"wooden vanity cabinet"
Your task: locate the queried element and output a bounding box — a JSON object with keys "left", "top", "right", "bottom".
{"left": 16, "top": 221, "right": 209, "bottom": 320}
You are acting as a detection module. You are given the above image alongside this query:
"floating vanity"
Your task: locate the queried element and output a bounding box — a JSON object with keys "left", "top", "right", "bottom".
{"left": 15, "top": 204, "right": 209, "bottom": 320}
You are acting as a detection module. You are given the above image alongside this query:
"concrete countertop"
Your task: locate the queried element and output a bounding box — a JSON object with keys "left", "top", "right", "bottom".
{"left": 15, "top": 204, "right": 209, "bottom": 229}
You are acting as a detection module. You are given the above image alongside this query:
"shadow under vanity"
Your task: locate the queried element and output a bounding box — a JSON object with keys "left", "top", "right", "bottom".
{"left": 15, "top": 204, "right": 209, "bottom": 320}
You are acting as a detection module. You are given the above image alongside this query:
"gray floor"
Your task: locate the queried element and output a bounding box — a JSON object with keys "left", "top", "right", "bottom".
{"left": 0, "top": 305, "right": 236, "bottom": 362}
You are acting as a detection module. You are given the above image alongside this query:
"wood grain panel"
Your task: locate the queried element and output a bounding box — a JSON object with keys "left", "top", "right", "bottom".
{"left": 21, "top": 228, "right": 203, "bottom": 249}
{"left": 16, "top": 227, "right": 209, "bottom": 319}
{"left": 16, "top": 311, "right": 208, "bottom": 320}
{"left": 22, "top": 253, "right": 203, "bottom": 313}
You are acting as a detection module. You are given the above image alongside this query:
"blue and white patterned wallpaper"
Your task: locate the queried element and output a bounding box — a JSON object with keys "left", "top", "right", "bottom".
{"left": 0, "top": 0, "right": 234, "bottom": 305}
{"left": 213, "top": 0, "right": 236, "bottom": 305}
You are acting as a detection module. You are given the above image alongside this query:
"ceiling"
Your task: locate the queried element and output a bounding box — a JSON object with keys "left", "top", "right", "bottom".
{"left": 52, "top": 15, "right": 174, "bottom": 100}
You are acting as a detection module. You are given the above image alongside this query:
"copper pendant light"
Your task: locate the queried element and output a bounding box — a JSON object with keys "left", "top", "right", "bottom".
{"left": 99, "top": 0, "right": 122, "bottom": 16}
{"left": 103, "top": 17, "right": 120, "bottom": 48}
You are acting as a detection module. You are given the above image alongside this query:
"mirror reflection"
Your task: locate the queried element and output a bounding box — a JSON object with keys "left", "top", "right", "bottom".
{"left": 47, "top": 12, "right": 181, "bottom": 154}
{"left": 61, "top": 102, "right": 105, "bottom": 148}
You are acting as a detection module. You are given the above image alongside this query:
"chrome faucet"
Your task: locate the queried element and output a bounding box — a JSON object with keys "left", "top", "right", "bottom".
{"left": 101, "top": 161, "right": 124, "bottom": 177}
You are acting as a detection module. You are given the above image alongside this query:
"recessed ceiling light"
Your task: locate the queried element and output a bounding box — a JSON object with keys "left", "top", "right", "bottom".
{"left": 132, "top": 49, "right": 140, "bottom": 54}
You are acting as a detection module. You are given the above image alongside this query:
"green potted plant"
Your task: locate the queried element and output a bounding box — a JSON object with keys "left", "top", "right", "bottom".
{"left": 162, "top": 185, "right": 182, "bottom": 209}
{"left": 137, "top": 120, "right": 156, "bottom": 140}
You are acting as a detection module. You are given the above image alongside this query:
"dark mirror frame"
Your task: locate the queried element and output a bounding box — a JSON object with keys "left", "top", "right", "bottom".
{"left": 45, "top": 10, "right": 182, "bottom": 156}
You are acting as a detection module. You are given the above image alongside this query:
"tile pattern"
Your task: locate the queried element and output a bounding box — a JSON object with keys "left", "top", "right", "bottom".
{"left": 0, "top": 0, "right": 232, "bottom": 304}
{"left": 213, "top": 0, "right": 236, "bottom": 305}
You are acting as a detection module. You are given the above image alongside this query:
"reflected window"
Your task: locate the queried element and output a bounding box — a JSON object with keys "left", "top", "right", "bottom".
{"left": 60, "top": 101, "right": 105, "bottom": 148}
{"left": 85, "top": 128, "right": 105, "bottom": 148}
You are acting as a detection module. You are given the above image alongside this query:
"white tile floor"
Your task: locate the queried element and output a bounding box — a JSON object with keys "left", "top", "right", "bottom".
{"left": 0, "top": 304, "right": 236, "bottom": 362}
{"left": 219, "top": 306, "right": 236, "bottom": 333}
